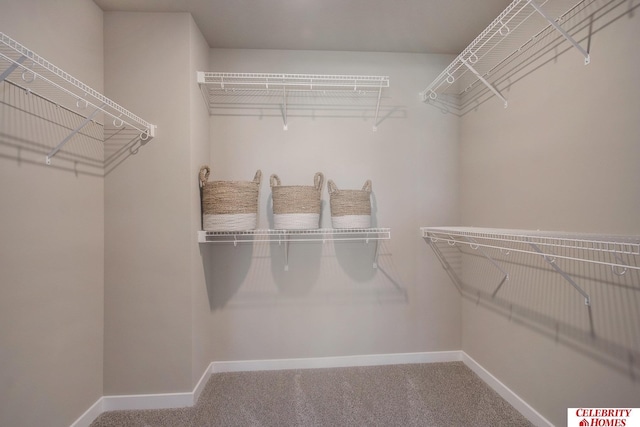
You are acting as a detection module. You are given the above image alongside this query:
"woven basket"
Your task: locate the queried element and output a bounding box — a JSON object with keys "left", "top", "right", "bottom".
{"left": 270, "top": 172, "right": 324, "bottom": 230}
{"left": 199, "top": 165, "right": 262, "bottom": 231}
{"left": 327, "top": 179, "right": 372, "bottom": 229}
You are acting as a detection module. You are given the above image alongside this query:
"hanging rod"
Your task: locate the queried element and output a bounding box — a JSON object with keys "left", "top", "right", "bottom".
{"left": 197, "top": 72, "right": 389, "bottom": 131}
{"left": 420, "top": 0, "right": 593, "bottom": 113}
{"left": 0, "top": 32, "right": 156, "bottom": 164}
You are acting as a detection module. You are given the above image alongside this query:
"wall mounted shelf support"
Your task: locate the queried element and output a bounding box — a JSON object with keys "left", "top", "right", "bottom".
{"left": 198, "top": 228, "right": 391, "bottom": 271}
{"left": 529, "top": 0, "right": 590, "bottom": 65}
{"left": 528, "top": 242, "right": 590, "bottom": 305}
{"left": 46, "top": 103, "right": 105, "bottom": 165}
{"left": 461, "top": 59, "right": 508, "bottom": 108}
{"left": 465, "top": 236, "right": 510, "bottom": 297}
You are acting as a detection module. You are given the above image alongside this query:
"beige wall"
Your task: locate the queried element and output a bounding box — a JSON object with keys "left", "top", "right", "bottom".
{"left": 198, "top": 48, "right": 461, "bottom": 363}
{"left": 458, "top": 2, "right": 640, "bottom": 426}
{"left": 103, "top": 12, "right": 195, "bottom": 394}
{"left": 189, "top": 17, "right": 213, "bottom": 387}
{"left": 0, "top": 1, "right": 104, "bottom": 426}
{"left": 6, "top": 3, "right": 636, "bottom": 426}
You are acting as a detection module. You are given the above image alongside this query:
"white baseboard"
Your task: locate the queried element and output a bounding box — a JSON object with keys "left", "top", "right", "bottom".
{"left": 69, "top": 351, "right": 549, "bottom": 427}
{"left": 211, "top": 350, "right": 463, "bottom": 373}
{"left": 68, "top": 397, "right": 104, "bottom": 427}
{"left": 461, "top": 352, "right": 554, "bottom": 427}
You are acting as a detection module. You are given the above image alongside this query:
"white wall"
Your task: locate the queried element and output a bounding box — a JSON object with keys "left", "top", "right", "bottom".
{"left": 198, "top": 49, "right": 462, "bottom": 363}
{"left": 458, "top": 2, "right": 640, "bottom": 426}
{"left": 0, "top": 1, "right": 104, "bottom": 426}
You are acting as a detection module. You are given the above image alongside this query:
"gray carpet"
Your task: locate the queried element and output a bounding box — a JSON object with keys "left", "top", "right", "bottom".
{"left": 90, "top": 362, "right": 534, "bottom": 426}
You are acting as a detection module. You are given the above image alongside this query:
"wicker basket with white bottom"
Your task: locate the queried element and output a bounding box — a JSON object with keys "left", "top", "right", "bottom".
{"left": 199, "top": 165, "right": 262, "bottom": 231}
{"left": 270, "top": 172, "right": 324, "bottom": 230}
{"left": 328, "top": 179, "right": 372, "bottom": 228}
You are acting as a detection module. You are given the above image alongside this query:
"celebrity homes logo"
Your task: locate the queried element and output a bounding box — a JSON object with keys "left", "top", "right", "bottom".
{"left": 568, "top": 408, "right": 640, "bottom": 426}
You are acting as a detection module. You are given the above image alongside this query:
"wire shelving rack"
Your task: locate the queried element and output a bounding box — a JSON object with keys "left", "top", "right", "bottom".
{"left": 0, "top": 32, "right": 156, "bottom": 165}
{"left": 197, "top": 72, "right": 389, "bottom": 131}
{"left": 198, "top": 228, "right": 391, "bottom": 271}
{"left": 420, "top": 0, "right": 595, "bottom": 115}
{"left": 421, "top": 226, "right": 640, "bottom": 306}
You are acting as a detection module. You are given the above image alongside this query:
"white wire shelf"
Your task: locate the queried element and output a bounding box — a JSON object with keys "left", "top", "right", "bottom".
{"left": 420, "top": 0, "right": 594, "bottom": 115}
{"left": 197, "top": 72, "right": 390, "bottom": 131}
{"left": 199, "top": 228, "right": 390, "bottom": 270}
{"left": 198, "top": 228, "right": 391, "bottom": 244}
{"left": 422, "top": 226, "right": 640, "bottom": 306}
{"left": 0, "top": 32, "right": 156, "bottom": 165}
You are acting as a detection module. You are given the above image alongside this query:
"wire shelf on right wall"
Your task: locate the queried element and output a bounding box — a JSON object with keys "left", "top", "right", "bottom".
{"left": 420, "top": 0, "right": 601, "bottom": 116}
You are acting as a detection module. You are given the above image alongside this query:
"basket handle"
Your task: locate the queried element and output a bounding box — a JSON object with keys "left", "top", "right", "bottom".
{"left": 314, "top": 172, "right": 324, "bottom": 192}
{"left": 199, "top": 165, "right": 210, "bottom": 187}
{"left": 270, "top": 174, "right": 281, "bottom": 187}
{"left": 362, "top": 179, "right": 372, "bottom": 193}
{"left": 327, "top": 179, "right": 338, "bottom": 195}
{"left": 253, "top": 169, "right": 262, "bottom": 184}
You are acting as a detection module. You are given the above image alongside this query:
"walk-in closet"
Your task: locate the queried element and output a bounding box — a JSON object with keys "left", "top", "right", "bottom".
{"left": 1, "top": 1, "right": 639, "bottom": 426}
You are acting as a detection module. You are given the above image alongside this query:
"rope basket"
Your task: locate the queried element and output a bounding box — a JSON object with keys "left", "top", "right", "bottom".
{"left": 199, "top": 165, "right": 262, "bottom": 231}
{"left": 270, "top": 172, "right": 324, "bottom": 230}
{"left": 328, "top": 179, "right": 372, "bottom": 228}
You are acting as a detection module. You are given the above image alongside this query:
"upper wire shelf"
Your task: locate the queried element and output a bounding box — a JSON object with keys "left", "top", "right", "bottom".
{"left": 420, "top": 0, "right": 593, "bottom": 115}
{"left": 197, "top": 72, "right": 389, "bottom": 131}
{"left": 0, "top": 32, "right": 156, "bottom": 164}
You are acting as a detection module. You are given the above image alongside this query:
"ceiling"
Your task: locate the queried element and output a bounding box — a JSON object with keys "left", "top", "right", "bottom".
{"left": 93, "top": 0, "right": 512, "bottom": 54}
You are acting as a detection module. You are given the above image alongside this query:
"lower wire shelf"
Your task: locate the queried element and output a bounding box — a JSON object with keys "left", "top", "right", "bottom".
{"left": 421, "top": 226, "right": 640, "bottom": 307}
{"left": 198, "top": 228, "right": 391, "bottom": 271}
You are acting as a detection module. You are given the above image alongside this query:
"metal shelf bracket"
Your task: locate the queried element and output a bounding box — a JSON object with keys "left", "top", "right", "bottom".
{"left": 528, "top": 0, "right": 591, "bottom": 65}
{"left": 461, "top": 59, "right": 508, "bottom": 108}
{"left": 46, "top": 103, "right": 105, "bottom": 165}
{"left": 464, "top": 236, "right": 510, "bottom": 297}
{"left": 528, "top": 242, "right": 591, "bottom": 306}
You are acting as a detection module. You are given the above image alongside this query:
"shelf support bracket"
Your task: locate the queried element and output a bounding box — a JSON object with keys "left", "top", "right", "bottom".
{"left": 282, "top": 86, "right": 288, "bottom": 130}
{"left": 461, "top": 59, "right": 508, "bottom": 108}
{"left": 372, "top": 239, "right": 380, "bottom": 269}
{"left": 529, "top": 243, "right": 591, "bottom": 306}
{"left": 1, "top": 55, "right": 26, "bottom": 82}
{"left": 46, "top": 103, "right": 105, "bottom": 165}
{"left": 464, "top": 237, "right": 510, "bottom": 297}
{"left": 529, "top": 0, "right": 591, "bottom": 65}
{"left": 373, "top": 81, "right": 383, "bottom": 132}
{"left": 283, "top": 235, "right": 290, "bottom": 271}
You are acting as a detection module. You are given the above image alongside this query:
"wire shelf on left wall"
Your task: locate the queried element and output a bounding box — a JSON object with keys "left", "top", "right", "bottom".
{"left": 0, "top": 32, "right": 156, "bottom": 165}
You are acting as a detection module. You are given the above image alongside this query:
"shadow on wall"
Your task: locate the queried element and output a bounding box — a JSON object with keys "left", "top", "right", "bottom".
{"left": 200, "top": 239, "right": 407, "bottom": 310}
{"left": 0, "top": 79, "right": 149, "bottom": 177}
{"left": 203, "top": 88, "right": 407, "bottom": 130}
{"left": 427, "top": 239, "right": 640, "bottom": 381}
{"left": 426, "top": 0, "right": 639, "bottom": 116}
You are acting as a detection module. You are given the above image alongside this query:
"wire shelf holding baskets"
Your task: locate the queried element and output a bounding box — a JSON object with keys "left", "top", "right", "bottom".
{"left": 0, "top": 32, "right": 156, "bottom": 165}
{"left": 198, "top": 228, "right": 391, "bottom": 271}
{"left": 197, "top": 72, "right": 390, "bottom": 131}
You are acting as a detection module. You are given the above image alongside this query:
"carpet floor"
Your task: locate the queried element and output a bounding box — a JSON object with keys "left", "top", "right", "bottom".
{"left": 90, "top": 361, "right": 534, "bottom": 426}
